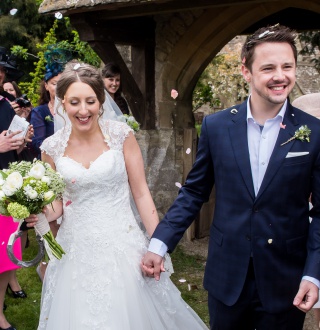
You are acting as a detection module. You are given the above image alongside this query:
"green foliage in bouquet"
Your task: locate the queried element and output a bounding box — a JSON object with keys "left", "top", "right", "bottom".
{"left": 0, "top": 159, "right": 65, "bottom": 219}
{"left": 0, "top": 159, "right": 66, "bottom": 260}
{"left": 123, "top": 114, "right": 140, "bottom": 132}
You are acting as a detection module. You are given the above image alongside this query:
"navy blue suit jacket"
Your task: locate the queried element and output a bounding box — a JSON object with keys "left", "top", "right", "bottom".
{"left": 152, "top": 100, "right": 320, "bottom": 313}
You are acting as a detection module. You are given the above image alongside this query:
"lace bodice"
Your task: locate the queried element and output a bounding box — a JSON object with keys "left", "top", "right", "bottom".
{"left": 41, "top": 119, "right": 132, "bottom": 162}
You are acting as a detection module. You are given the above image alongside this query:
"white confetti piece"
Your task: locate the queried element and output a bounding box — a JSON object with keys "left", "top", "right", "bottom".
{"left": 55, "top": 12, "right": 63, "bottom": 19}
{"left": 186, "top": 148, "right": 191, "bottom": 154}
{"left": 179, "top": 278, "right": 186, "bottom": 283}
{"left": 10, "top": 8, "right": 18, "bottom": 15}
{"left": 175, "top": 182, "right": 182, "bottom": 188}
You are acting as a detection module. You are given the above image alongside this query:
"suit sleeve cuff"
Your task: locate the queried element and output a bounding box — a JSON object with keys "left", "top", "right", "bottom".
{"left": 148, "top": 238, "right": 168, "bottom": 257}
{"left": 302, "top": 276, "right": 320, "bottom": 288}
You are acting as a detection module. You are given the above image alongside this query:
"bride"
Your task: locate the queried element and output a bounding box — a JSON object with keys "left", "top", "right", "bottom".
{"left": 26, "top": 61, "right": 208, "bottom": 329}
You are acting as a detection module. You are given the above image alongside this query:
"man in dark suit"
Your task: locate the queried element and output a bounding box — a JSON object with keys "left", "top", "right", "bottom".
{"left": 141, "top": 24, "right": 320, "bottom": 329}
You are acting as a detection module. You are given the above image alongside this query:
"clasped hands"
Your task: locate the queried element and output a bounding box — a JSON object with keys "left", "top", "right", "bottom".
{"left": 140, "top": 251, "right": 166, "bottom": 281}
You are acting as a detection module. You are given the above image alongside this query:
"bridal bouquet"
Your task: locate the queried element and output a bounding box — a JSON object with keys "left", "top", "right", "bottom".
{"left": 0, "top": 159, "right": 66, "bottom": 260}
{"left": 122, "top": 114, "right": 140, "bottom": 132}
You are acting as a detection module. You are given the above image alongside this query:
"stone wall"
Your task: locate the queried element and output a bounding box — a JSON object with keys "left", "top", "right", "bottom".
{"left": 135, "top": 129, "right": 184, "bottom": 218}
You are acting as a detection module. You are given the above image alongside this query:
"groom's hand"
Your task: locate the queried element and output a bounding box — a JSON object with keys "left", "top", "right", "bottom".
{"left": 141, "top": 251, "right": 165, "bottom": 281}
{"left": 293, "top": 279, "right": 319, "bottom": 312}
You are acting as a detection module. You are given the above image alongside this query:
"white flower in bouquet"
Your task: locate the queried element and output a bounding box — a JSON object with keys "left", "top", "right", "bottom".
{"left": 41, "top": 176, "right": 51, "bottom": 185}
{"left": 0, "top": 159, "right": 66, "bottom": 260}
{"left": 44, "top": 191, "right": 54, "bottom": 201}
{"left": 6, "top": 172, "right": 23, "bottom": 190}
{"left": 29, "top": 163, "right": 46, "bottom": 179}
{"left": 27, "top": 189, "right": 38, "bottom": 200}
{"left": 0, "top": 191, "right": 5, "bottom": 200}
{"left": 0, "top": 173, "right": 4, "bottom": 186}
{"left": 2, "top": 183, "right": 16, "bottom": 196}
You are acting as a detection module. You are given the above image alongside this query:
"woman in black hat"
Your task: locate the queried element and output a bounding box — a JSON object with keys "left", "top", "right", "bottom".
{"left": 30, "top": 62, "right": 62, "bottom": 161}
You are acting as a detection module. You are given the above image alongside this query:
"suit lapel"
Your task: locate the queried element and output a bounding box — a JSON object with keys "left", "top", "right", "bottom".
{"left": 229, "top": 102, "right": 255, "bottom": 200}
{"left": 255, "top": 103, "right": 299, "bottom": 201}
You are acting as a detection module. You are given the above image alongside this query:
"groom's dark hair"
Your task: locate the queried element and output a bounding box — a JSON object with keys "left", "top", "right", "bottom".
{"left": 241, "top": 24, "right": 297, "bottom": 71}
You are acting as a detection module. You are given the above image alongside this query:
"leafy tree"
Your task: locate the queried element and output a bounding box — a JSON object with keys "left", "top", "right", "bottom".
{"left": 299, "top": 31, "right": 320, "bottom": 73}
{"left": 0, "top": 0, "right": 54, "bottom": 78}
{"left": 12, "top": 18, "right": 101, "bottom": 106}
{"left": 193, "top": 53, "right": 248, "bottom": 112}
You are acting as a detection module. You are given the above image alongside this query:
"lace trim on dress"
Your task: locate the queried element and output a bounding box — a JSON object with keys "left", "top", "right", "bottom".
{"left": 40, "top": 119, "right": 133, "bottom": 162}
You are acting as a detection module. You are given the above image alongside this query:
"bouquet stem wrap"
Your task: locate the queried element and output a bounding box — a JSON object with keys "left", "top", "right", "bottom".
{"left": 34, "top": 213, "right": 65, "bottom": 260}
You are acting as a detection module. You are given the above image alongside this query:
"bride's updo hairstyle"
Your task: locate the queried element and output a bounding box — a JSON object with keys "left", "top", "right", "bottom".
{"left": 56, "top": 60, "right": 106, "bottom": 106}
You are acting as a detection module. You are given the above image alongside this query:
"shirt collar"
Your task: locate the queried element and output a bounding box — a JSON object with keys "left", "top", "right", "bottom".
{"left": 246, "top": 95, "right": 287, "bottom": 123}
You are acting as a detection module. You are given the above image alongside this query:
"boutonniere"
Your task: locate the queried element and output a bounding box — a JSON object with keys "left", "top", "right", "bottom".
{"left": 281, "top": 125, "right": 311, "bottom": 146}
{"left": 45, "top": 115, "right": 53, "bottom": 122}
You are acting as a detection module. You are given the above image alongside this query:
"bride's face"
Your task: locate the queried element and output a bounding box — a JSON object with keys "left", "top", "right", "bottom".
{"left": 63, "top": 81, "right": 101, "bottom": 131}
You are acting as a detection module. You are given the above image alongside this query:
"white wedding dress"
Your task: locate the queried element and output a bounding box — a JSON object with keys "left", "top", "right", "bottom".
{"left": 39, "top": 119, "right": 208, "bottom": 330}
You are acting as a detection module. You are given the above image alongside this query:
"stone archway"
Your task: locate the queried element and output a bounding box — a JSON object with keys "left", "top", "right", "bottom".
{"left": 156, "top": 1, "right": 320, "bottom": 129}
{"left": 39, "top": 0, "right": 320, "bottom": 237}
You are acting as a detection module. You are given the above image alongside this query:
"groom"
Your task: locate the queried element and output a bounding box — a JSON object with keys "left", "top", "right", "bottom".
{"left": 142, "top": 24, "right": 320, "bottom": 329}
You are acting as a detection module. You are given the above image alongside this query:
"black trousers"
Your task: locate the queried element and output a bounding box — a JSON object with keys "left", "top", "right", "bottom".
{"left": 208, "top": 260, "right": 306, "bottom": 330}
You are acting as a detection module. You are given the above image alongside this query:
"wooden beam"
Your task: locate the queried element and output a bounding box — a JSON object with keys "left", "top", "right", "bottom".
{"left": 40, "top": 0, "right": 280, "bottom": 18}
{"left": 89, "top": 40, "right": 147, "bottom": 127}
{"left": 132, "top": 39, "right": 156, "bottom": 129}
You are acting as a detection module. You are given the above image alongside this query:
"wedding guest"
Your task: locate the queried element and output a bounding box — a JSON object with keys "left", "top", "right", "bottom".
{"left": 292, "top": 92, "right": 320, "bottom": 329}
{"left": 101, "top": 62, "right": 130, "bottom": 115}
{"left": 25, "top": 61, "right": 208, "bottom": 329}
{"left": 3, "top": 81, "right": 32, "bottom": 120}
{"left": 142, "top": 24, "right": 320, "bottom": 330}
{"left": 0, "top": 47, "right": 32, "bottom": 330}
{"left": 0, "top": 99, "right": 25, "bottom": 330}
{"left": 30, "top": 70, "right": 61, "bottom": 160}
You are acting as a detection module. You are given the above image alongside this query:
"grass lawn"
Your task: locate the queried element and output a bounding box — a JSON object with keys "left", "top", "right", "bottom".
{"left": 5, "top": 233, "right": 209, "bottom": 329}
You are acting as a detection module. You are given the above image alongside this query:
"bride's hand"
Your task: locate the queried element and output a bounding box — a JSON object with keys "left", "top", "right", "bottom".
{"left": 24, "top": 214, "right": 39, "bottom": 228}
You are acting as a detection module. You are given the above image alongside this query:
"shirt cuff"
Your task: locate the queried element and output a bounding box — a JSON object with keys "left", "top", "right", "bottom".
{"left": 302, "top": 276, "right": 320, "bottom": 288}
{"left": 148, "top": 238, "right": 168, "bottom": 257}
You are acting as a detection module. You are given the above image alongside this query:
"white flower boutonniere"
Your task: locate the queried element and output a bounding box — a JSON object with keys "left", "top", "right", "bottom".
{"left": 281, "top": 125, "right": 311, "bottom": 146}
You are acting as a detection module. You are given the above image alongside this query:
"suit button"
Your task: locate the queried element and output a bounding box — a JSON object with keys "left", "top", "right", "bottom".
{"left": 254, "top": 208, "right": 259, "bottom": 212}
{"left": 246, "top": 235, "right": 251, "bottom": 241}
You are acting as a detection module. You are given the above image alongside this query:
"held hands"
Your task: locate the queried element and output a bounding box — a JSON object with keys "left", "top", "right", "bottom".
{"left": 141, "top": 251, "right": 165, "bottom": 281}
{"left": 0, "top": 130, "right": 24, "bottom": 152}
{"left": 293, "top": 279, "right": 319, "bottom": 312}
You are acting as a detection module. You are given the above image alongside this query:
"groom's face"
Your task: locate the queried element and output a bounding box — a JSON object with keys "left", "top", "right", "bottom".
{"left": 242, "top": 42, "right": 296, "bottom": 108}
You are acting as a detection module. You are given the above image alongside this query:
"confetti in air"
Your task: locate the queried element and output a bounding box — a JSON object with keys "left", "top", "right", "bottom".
{"left": 66, "top": 200, "right": 72, "bottom": 207}
{"left": 9, "top": 8, "right": 18, "bottom": 15}
{"left": 55, "top": 12, "right": 63, "bottom": 19}
{"left": 171, "top": 89, "right": 178, "bottom": 99}
{"left": 175, "top": 182, "right": 182, "bottom": 188}
{"left": 186, "top": 148, "right": 191, "bottom": 154}
{"left": 71, "top": 178, "right": 76, "bottom": 184}
{"left": 280, "top": 122, "right": 286, "bottom": 129}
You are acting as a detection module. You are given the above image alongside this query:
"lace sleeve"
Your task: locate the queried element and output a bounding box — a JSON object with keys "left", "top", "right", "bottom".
{"left": 40, "top": 125, "right": 71, "bottom": 162}
{"left": 102, "top": 120, "right": 133, "bottom": 151}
